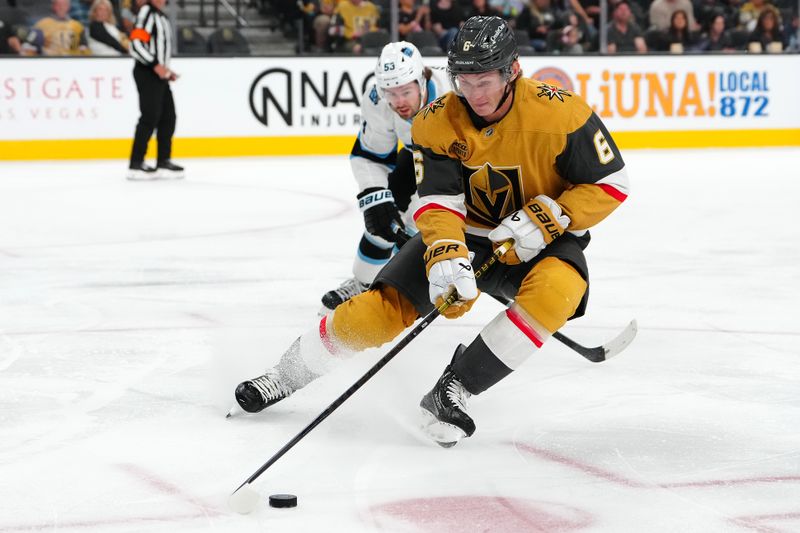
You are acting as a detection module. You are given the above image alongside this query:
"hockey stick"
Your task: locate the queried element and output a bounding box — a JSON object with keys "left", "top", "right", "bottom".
{"left": 393, "top": 229, "right": 636, "bottom": 363}
{"left": 489, "top": 293, "right": 637, "bottom": 363}
{"left": 228, "top": 242, "right": 513, "bottom": 514}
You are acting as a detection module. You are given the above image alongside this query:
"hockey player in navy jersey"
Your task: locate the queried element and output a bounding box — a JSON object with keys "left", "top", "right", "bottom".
{"left": 320, "top": 41, "right": 445, "bottom": 312}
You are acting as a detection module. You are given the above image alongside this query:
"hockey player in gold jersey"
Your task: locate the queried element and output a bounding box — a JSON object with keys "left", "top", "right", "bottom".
{"left": 233, "top": 16, "right": 630, "bottom": 448}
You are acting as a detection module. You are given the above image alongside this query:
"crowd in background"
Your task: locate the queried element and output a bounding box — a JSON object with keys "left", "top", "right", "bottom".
{"left": 1, "top": 0, "right": 798, "bottom": 55}
{"left": 293, "top": 0, "right": 800, "bottom": 53}
{"left": 1, "top": 0, "right": 135, "bottom": 55}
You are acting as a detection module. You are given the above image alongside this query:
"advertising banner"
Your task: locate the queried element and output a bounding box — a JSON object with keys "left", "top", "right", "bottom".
{"left": 1, "top": 54, "right": 798, "bottom": 160}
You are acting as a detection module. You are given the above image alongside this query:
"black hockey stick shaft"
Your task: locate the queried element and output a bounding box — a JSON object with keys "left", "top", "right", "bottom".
{"left": 233, "top": 241, "right": 512, "bottom": 492}
{"left": 236, "top": 305, "right": 441, "bottom": 491}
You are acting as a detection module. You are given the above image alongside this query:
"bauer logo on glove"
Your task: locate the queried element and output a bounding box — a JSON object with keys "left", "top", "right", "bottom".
{"left": 358, "top": 189, "right": 393, "bottom": 210}
{"left": 527, "top": 202, "right": 563, "bottom": 242}
{"left": 488, "top": 194, "right": 571, "bottom": 264}
{"left": 424, "top": 240, "right": 479, "bottom": 319}
{"left": 423, "top": 242, "right": 463, "bottom": 265}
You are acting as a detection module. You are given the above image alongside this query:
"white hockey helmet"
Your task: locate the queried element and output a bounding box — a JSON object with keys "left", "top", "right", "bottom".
{"left": 374, "top": 41, "right": 427, "bottom": 105}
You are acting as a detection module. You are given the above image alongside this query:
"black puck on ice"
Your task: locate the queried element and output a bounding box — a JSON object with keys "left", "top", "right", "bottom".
{"left": 268, "top": 494, "right": 298, "bottom": 508}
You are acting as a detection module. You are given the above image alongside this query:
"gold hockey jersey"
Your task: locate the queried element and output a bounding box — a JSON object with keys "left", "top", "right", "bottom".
{"left": 410, "top": 77, "right": 630, "bottom": 247}
{"left": 34, "top": 17, "right": 88, "bottom": 56}
{"left": 332, "top": 0, "right": 379, "bottom": 39}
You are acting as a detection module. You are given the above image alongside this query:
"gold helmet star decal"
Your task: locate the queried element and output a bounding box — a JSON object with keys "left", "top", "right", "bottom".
{"left": 536, "top": 83, "right": 571, "bottom": 102}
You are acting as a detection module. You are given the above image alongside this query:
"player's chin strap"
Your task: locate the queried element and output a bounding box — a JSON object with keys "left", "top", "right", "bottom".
{"left": 418, "top": 76, "right": 429, "bottom": 113}
{"left": 492, "top": 74, "right": 518, "bottom": 113}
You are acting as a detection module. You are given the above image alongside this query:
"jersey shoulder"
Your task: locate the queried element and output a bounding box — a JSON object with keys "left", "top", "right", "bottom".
{"left": 410, "top": 92, "right": 461, "bottom": 156}
{"left": 517, "top": 77, "right": 593, "bottom": 134}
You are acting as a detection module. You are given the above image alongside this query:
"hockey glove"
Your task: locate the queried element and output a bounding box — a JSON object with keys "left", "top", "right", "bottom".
{"left": 358, "top": 187, "right": 404, "bottom": 243}
{"left": 424, "top": 240, "right": 479, "bottom": 319}
{"left": 488, "top": 195, "right": 571, "bottom": 264}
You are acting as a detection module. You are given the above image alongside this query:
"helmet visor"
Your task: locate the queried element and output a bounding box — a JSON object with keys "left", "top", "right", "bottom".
{"left": 449, "top": 70, "right": 508, "bottom": 97}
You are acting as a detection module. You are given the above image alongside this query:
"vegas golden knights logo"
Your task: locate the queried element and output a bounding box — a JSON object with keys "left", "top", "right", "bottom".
{"left": 462, "top": 163, "right": 524, "bottom": 226}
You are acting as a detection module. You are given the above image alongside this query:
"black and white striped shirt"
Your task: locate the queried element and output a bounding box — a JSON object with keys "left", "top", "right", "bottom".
{"left": 130, "top": 3, "right": 172, "bottom": 68}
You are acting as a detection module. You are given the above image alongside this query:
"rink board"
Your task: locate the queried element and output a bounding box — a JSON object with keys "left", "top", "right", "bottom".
{"left": 0, "top": 54, "right": 798, "bottom": 160}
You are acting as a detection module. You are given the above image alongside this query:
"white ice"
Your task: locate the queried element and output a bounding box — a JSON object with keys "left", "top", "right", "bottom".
{"left": 0, "top": 148, "right": 798, "bottom": 532}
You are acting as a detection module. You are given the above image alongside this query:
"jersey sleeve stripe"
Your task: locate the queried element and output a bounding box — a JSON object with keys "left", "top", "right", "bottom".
{"left": 597, "top": 183, "right": 628, "bottom": 202}
{"left": 595, "top": 166, "right": 630, "bottom": 201}
{"left": 413, "top": 202, "right": 466, "bottom": 222}
{"left": 350, "top": 132, "right": 397, "bottom": 160}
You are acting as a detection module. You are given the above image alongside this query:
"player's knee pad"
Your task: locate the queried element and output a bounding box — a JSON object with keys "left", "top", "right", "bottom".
{"left": 330, "top": 285, "right": 418, "bottom": 351}
{"left": 515, "top": 257, "right": 588, "bottom": 334}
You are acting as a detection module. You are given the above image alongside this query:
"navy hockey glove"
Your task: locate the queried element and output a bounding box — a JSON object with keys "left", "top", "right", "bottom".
{"left": 358, "top": 187, "right": 405, "bottom": 243}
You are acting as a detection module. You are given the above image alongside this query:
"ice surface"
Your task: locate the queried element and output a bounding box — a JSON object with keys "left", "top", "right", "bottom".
{"left": 0, "top": 149, "right": 798, "bottom": 532}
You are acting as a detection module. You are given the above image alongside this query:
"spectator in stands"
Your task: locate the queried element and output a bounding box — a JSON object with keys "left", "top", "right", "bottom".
{"left": 489, "top": 0, "right": 525, "bottom": 21}
{"left": 556, "top": 0, "right": 598, "bottom": 47}
{"left": 70, "top": 0, "right": 91, "bottom": 26}
{"left": 33, "top": 0, "right": 91, "bottom": 55}
{"left": 694, "top": 13, "right": 736, "bottom": 50}
{"left": 273, "top": 0, "right": 306, "bottom": 38}
{"left": 664, "top": 9, "right": 698, "bottom": 51}
{"left": 694, "top": 0, "right": 723, "bottom": 28}
{"left": 606, "top": 0, "right": 647, "bottom": 52}
{"left": 783, "top": 12, "right": 798, "bottom": 51}
{"left": 516, "top": 0, "right": 562, "bottom": 51}
{"left": 556, "top": 4, "right": 598, "bottom": 48}
{"left": 88, "top": 0, "right": 128, "bottom": 55}
{"left": 576, "top": 0, "right": 603, "bottom": 30}
{"left": 739, "top": 0, "right": 780, "bottom": 32}
{"left": 0, "top": 18, "right": 22, "bottom": 54}
{"left": 329, "top": 0, "right": 380, "bottom": 53}
{"left": 558, "top": 20, "right": 584, "bottom": 52}
{"left": 430, "top": 0, "right": 462, "bottom": 51}
{"left": 466, "top": 0, "right": 494, "bottom": 19}
{"left": 398, "top": 0, "right": 429, "bottom": 40}
{"left": 649, "top": 0, "right": 698, "bottom": 31}
{"left": 310, "top": 0, "right": 336, "bottom": 51}
{"left": 118, "top": 0, "right": 141, "bottom": 33}
{"left": 747, "top": 8, "right": 783, "bottom": 51}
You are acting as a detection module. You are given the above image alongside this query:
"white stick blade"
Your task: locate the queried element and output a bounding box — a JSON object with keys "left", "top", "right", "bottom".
{"left": 228, "top": 483, "right": 260, "bottom": 514}
{"left": 603, "top": 320, "right": 638, "bottom": 359}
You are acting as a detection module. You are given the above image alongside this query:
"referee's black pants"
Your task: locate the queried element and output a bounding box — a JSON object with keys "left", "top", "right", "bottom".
{"left": 130, "top": 63, "right": 176, "bottom": 165}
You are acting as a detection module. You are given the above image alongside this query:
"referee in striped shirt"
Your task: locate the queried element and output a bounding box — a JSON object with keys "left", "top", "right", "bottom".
{"left": 127, "top": 0, "right": 184, "bottom": 180}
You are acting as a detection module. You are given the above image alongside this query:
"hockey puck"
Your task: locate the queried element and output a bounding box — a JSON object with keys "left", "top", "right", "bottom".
{"left": 268, "top": 494, "right": 298, "bottom": 508}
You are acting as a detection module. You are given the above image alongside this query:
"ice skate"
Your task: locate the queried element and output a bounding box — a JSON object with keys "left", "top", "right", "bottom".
{"left": 156, "top": 160, "right": 185, "bottom": 179}
{"left": 320, "top": 277, "right": 369, "bottom": 312}
{"left": 126, "top": 162, "right": 158, "bottom": 181}
{"left": 229, "top": 338, "right": 322, "bottom": 416}
{"left": 420, "top": 345, "right": 476, "bottom": 448}
{"left": 234, "top": 369, "right": 295, "bottom": 413}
